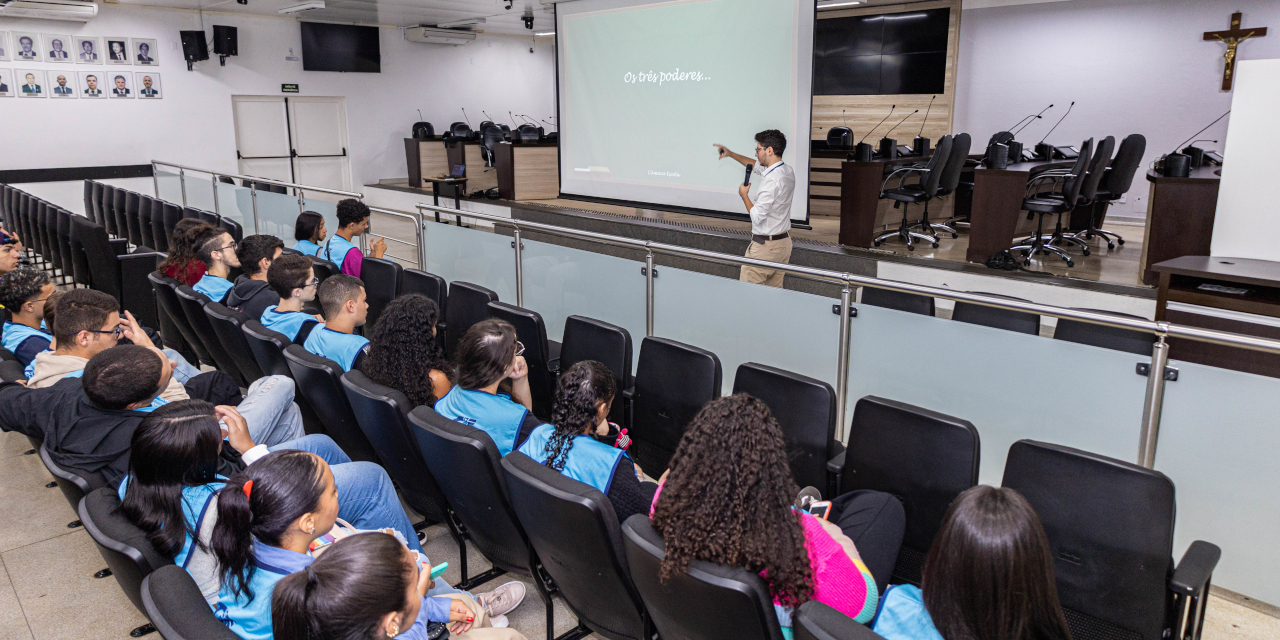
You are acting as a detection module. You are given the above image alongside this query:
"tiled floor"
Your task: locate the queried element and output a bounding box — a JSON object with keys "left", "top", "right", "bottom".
{"left": 2, "top": 427, "right": 1275, "bottom": 640}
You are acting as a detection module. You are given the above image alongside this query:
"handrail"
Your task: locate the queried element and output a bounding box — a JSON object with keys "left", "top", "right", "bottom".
{"left": 151, "top": 161, "right": 363, "bottom": 199}
{"left": 367, "top": 206, "right": 424, "bottom": 270}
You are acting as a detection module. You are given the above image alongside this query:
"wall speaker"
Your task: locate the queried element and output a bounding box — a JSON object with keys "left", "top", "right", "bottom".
{"left": 179, "top": 30, "right": 208, "bottom": 70}
{"left": 213, "top": 25, "right": 238, "bottom": 63}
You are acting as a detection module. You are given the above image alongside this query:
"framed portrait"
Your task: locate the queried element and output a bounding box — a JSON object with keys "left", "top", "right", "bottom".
{"left": 0, "top": 69, "right": 13, "bottom": 97}
{"left": 105, "top": 38, "right": 130, "bottom": 65}
{"left": 74, "top": 36, "right": 101, "bottom": 64}
{"left": 43, "top": 34, "right": 72, "bottom": 63}
{"left": 107, "top": 71, "right": 133, "bottom": 98}
{"left": 78, "top": 70, "right": 105, "bottom": 99}
{"left": 0, "top": 32, "right": 10, "bottom": 62}
{"left": 16, "top": 69, "right": 45, "bottom": 98}
{"left": 48, "top": 71, "right": 76, "bottom": 98}
{"left": 135, "top": 71, "right": 162, "bottom": 99}
{"left": 12, "top": 32, "right": 43, "bottom": 63}
{"left": 131, "top": 38, "right": 158, "bottom": 66}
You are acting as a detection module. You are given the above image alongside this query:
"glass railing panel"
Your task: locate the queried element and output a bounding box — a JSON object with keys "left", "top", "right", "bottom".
{"left": 255, "top": 189, "right": 303, "bottom": 245}
{"left": 214, "top": 181, "right": 252, "bottom": 228}
{"left": 421, "top": 221, "right": 516, "bottom": 302}
{"left": 155, "top": 169, "right": 183, "bottom": 204}
{"left": 846, "top": 303, "right": 1148, "bottom": 484}
{"left": 521, "top": 238, "right": 647, "bottom": 363}
{"left": 653, "top": 268, "right": 842, "bottom": 396}
{"left": 1154, "top": 359, "right": 1280, "bottom": 606}
{"left": 185, "top": 176, "right": 216, "bottom": 213}
{"left": 301, "top": 191, "right": 341, "bottom": 242}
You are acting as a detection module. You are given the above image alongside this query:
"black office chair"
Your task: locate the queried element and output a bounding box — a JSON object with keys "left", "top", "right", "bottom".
{"left": 516, "top": 123, "right": 541, "bottom": 142}
{"left": 75, "top": 215, "right": 162, "bottom": 330}
{"left": 628, "top": 337, "right": 721, "bottom": 478}
{"left": 449, "top": 122, "right": 474, "bottom": 140}
{"left": 951, "top": 292, "right": 1040, "bottom": 335}
{"left": 40, "top": 445, "right": 106, "bottom": 528}
{"left": 622, "top": 514, "right": 785, "bottom": 640}
{"left": 360, "top": 256, "right": 402, "bottom": 334}
{"left": 503, "top": 452, "right": 649, "bottom": 640}
{"left": 412, "top": 121, "right": 435, "bottom": 140}
{"left": 1008, "top": 137, "right": 1093, "bottom": 267}
{"left": 445, "top": 281, "right": 499, "bottom": 358}
{"left": 826, "top": 127, "right": 853, "bottom": 149}
{"left": 150, "top": 272, "right": 206, "bottom": 366}
{"left": 558, "top": 315, "right": 633, "bottom": 427}
{"left": 732, "top": 363, "right": 842, "bottom": 496}
{"left": 80, "top": 487, "right": 171, "bottom": 637}
{"left": 1053, "top": 309, "right": 1156, "bottom": 356}
{"left": 480, "top": 125, "right": 506, "bottom": 167}
{"left": 859, "top": 286, "right": 935, "bottom": 316}
{"left": 793, "top": 601, "right": 888, "bottom": 640}
{"left": 487, "top": 302, "right": 560, "bottom": 420}
{"left": 830, "top": 396, "right": 979, "bottom": 588}
{"left": 204, "top": 301, "right": 266, "bottom": 384}
{"left": 1070, "top": 133, "right": 1145, "bottom": 249}
{"left": 874, "top": 135, "right": 954, "bottom": 250}
{"left": 241, "top": 319, "right": 293, "bottom": 378}
{"left": 909, "top": 132, "right": 971, "bottom": 240}
{"left": 1002, "top": 440, "right": 1221, "bottom": 640}
{"left": 283, "top": 345, "right": 381, "bottom": 463}
{"left": 142, "top": 566, "right": 241, "bottom": 640}
{"left": 1028, "top": 135, "right": 1114, "bottom": 258}
{"left": 176, "top": 285, "right": 246, "bottom": 380}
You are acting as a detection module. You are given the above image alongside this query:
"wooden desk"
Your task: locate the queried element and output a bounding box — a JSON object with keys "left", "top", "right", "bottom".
{"left": 963, "top": 159, "right": 1073, "bottom": 263}
{"left": 495, "top": 142, "right": 559, "bottom": 201}
{"left": 1139, "top": 167, "right": 1221, "bottom": 286}
{"left": 404, "top": 137, "right": 451, "bottom": 190}
{"left": 444, "top": 142, "right": 499, "bottom": 194}
{"left": 1153, "top": 255, "right": 1280, "bottom": 378}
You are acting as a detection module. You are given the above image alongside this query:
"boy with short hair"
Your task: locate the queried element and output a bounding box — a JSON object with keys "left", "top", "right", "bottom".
{"left": 302, "top": 274, "right": 369, "bottom": 372}
{"left": 260, "top": 254, "right": 322, "bottom": 343}
{"left": 319, "top": 198, "right": 386, "bottom": 278}
{"left": 226, "top": 234, "right": 284, "bottom": 320}
{"left": 0, "top": 268, "right": 54, "bottom": 366}
{"left": 0, "top": 237, "right": 21, "bottom": 276}
{"left": 191, "top": 228, "right": 241, "bottom": 303}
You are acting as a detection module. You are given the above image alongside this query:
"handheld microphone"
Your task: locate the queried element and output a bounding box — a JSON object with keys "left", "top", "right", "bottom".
{"left": 1171, "top": 111, "right": 1231, "bottom": 154}
{"left": 1038, "top": 101, "right": 1074, "bottom": 144}
{"left": 858, "top": 105, "right": 896, "bottom": 144}
{"left": 744, "top": 164, "right": 754, "bottom": 187}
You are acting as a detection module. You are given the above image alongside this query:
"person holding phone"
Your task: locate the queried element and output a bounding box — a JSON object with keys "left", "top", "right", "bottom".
{"left": 713, "top": 129, "right": 795, "bottom": 288}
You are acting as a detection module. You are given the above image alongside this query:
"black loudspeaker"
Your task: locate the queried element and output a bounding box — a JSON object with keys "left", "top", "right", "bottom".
{"left": 179, "top": 31, "right": 209, "bottom": 70}
{"left": 213, "top": 25, "right": 237, "bottom": 56}
{"left": 1164, "top": 153, "right": 1191, "bottom": 177}
{"left": 986, "top": 143, "right": 1009, "bottom": 169}
{"left": 878, "top": 137, "right": 897, "bottom": 159}
{"left": 913, "top": 136, "right": 930, "bottom": 156}
{"left": 1182, "top": 145, "right": 1205, "bottom": 168}
{"left": 1006, "top": 140, "right": 1024, "bottom": 163}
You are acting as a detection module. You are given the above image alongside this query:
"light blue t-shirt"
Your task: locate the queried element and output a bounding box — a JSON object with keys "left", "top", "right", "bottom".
{"left": 517, "top": 423, "right": 627, "bottom": 494}
{"left": 193, "top": 274, "right": 234, "bottom": 304}
{"left": 259, "top": 305, "right": 319, "bottom": 343}
{"left": 319, "top": 234, "right": 358, "bottom": 269}
{"left": 302, "top": 325, "right": 369, "bottom": 372}
{"left": 434, "top": 387, "right": 530, "bottom": 456}
{"left": 871, "top": 585, "right": 945, "bottom": 640}
{"left": 292, "top": 239, "right": 322, "bottom": 257}
{"left": 117, "top": 477, "right": 226, "bottom": 567}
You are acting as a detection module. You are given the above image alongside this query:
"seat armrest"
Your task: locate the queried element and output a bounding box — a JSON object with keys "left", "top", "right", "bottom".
{"left": 108, "top": 237, "right": 129, "bottom": 256}
{"left": 621, "top": 387, "right": 635, "bottom": 400}
{"left": 827, "top": 449, "right": 846, "bottom": 474}
{"left": 546, "top": 359, "right": 560, "bottom": 374}
{"left": 1170, "top": 540, "right": 1221, "bottom": 596}
{"left": 795, "top": 601, "right": 886, "bottom": 640}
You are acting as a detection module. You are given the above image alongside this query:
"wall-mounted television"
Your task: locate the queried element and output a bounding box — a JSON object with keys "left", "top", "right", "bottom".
{"left": 814, "top": 8, "right": 948, "bottom": 95}
{"left": 300, "top": 22, "right": 381, "bottom": 73}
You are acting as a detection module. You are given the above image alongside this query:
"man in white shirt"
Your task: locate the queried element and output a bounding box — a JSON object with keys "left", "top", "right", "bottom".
{"left": 714, "top": 130, "right": 795, "bottom": 288}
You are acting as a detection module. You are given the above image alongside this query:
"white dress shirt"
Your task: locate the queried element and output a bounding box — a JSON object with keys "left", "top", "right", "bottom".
{"left": 748, "top": 160, "right": 795, "bottom": 236}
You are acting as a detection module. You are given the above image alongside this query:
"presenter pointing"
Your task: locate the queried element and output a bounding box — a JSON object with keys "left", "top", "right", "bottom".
{"left": 714, "top": 130, "right": 794, "bottom": 288}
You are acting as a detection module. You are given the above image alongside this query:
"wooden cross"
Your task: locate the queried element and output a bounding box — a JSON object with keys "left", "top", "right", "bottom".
{"left": 1204, "top": 11, "right": 1267, "bottom": 91}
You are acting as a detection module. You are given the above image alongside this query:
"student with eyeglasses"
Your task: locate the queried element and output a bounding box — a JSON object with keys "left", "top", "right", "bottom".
{"left": 0, "top": 268, "right": 54, "bottom": 367}
{"left": 432, "top": 319, "right": 540, "bottom": 456}
{"left": 260, "top": 254, "right": 324, "bottom": 343}
{"left": 191, "top": 227, "right": 242, "bottom": 304}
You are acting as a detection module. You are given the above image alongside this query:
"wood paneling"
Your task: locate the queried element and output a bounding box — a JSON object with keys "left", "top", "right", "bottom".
{"left": 462, "top": 145, "right": 499, "bottom": 193}
{"left": 1139, "top": 168, "right": 1220, "bottom": 286}
{"left": 496, "top": 143, "right": 561, "bottom": 201}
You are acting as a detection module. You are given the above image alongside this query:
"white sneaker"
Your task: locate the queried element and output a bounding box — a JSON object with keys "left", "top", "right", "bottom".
{"left": 475, "top": 581, "right": 526, "bottom": 618}
{"left": 489, "top": 614, "right": 509, "bottom": 628}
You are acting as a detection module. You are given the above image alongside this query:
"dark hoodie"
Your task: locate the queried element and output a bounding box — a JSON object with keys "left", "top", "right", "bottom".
{"left": 225, "top": 274, "right": 279, "bottom": 321}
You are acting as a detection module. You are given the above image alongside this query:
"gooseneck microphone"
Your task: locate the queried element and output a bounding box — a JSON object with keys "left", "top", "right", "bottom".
{"left": 859, "top": 105, "right": 896, "bottom": 144}
{"left": 879, "top": 109, "right": 918, "bottom": 160}
{"left": 1166, "top": 111, "right": 1230, "bottom": 175}
{"left": 1038, "top": 101, "right": 1075, "bottom": 144}
{"left": 883, "top": 110, "right": 919, "bottom": 139}
{"left": 1033, "top": 101, "right": 1073, "bottom": 159}
{"left": 918, "top": 96, "right": 935, "bottom": 137}
{"left": 914, "top": 96, "right": 936, "bottom": 156}
{"left": 461, "top": 108, "right": 473, "bottom": 128}
{"left": 1008, "top": 103, "right": 1053, "bottom": 137}
{"left": 417, "top": 109, "right": 424, "bottom": 121}
{"left": 1171, "top": 111, "right": 1231, "bottom": 154}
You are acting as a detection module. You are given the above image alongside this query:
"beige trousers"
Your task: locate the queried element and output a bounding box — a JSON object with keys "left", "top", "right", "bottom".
{"left": 739, "top": 236, "right": 793, "bottom": 288}
{"left": 441, "top": 593, "right": 528, "bottom": 640}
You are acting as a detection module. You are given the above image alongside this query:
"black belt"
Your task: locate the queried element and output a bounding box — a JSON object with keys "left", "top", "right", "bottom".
{"left": 751, "top": 232, "right": 789, "bottom": 244}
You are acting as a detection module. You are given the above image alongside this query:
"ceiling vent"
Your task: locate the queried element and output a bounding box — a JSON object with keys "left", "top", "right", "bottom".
{"left": 0, "top": 0, "right": 98, "bottom": 21}
{"left": 405, "top": 26, "right": 477, "bottom": 45}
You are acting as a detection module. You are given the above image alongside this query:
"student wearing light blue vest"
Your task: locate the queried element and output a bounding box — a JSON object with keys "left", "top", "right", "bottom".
{"left": 302, "top": 275, "right": 369, "bottom": 372}
{"left": 434, "top": 319, "right": 539, "bottom": 457}
{"left": 191, "top": 227, "right": 241, "bottom": 304}
{"left": 0, "top": 268, "right": 54, "bottom": 367}
{"left": 320, "top": 199, "right": 385, "bottom": 279}
{"left": 291, "top": 211, "right": 327, "bottom": 257}
{"left": 260, "top": 254, "right": 323, "bottom": 343}
{"left": 517, "top": 360, "right": 657, "bottom": 522}
{"left": 871, "top": 486, "right": 1072, "bottom": 640}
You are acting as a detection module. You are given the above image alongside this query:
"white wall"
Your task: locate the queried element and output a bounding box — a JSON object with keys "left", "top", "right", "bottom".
{"left": 955, "top": 0, "right": 1280, "bottom": 220}
{"left": 1209, "top": 59, "right": 1280, "bottom": 261}
{"left": 0, "top": 4, "right": 555, "bottom": 186}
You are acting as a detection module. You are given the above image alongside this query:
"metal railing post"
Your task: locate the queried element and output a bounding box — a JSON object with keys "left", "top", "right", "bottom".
{"left": 513, "top": 228, "right": 524, "bottom": 307}
{"left": 178, "top": 168, "right": 188, "bottom": 207}
{"left": 835, "top": 280, "right": 854, "bottom": 441}
{"left": 151, "top": 162, "right": 160, "bottom": 198}
{"left": 414, "top": 211, "right": 425, "bottom": 270}
{"left": 250, "top": 183, "right": 260, "bottom": 235}
{"left": 645, "top": 248, "right": 655, "bottom": 337}
{"left": 1137, "top": 332, "right": 1171, "bottom": 469}
{"left": 297, "top": 189, "right": 306, "bottom": 216}
{"left": 211, "top": 175, "right": 220, "bottom": 217}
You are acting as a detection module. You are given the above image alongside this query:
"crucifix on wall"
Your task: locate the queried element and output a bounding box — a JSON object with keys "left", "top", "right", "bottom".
{"left": 1203, "top": 11, "right": 1267, "bottom": 91}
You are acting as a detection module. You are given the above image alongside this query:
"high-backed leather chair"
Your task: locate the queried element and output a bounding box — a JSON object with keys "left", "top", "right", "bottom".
{"left": 874, "top": 135, "right": 953, "bottom": 250}
{"left": 204, "top": 301, "right": 265, "bottom": 383}
{"left": 951, "top": 292, "right": 1040, "bottom": 335}
{"left": 176, "top": 285, "right": 243, "bottom": 378}
{"left": 283, "top": 345, "right": 380, "bottom": 463}
{"left": 1075, "top": 133, "right": 1146, "bottom": 249}
{"left": 445, "top": 281, "right": 499, "bottom": 358}
{"left": 142, "top": 566, "right": 241, "bottom": 640}
{"left": 80, "top": 487, "right": 170, "bottom": 637}
{"left": 487, "top": 302, "right": 559, "bottom": 420}
{"left": 1008, "top": 137, "right": 1094, "bottom": 267}
{"left": 503, "top": 452, "right": 650, "bottom": 640}
{"left": 860, "top": 287, "right": 935, "bottom": 316}
{"left": 909, "top": 132, "right": 971, "bottom": 240}
{"left": 732, "top": 363, "right": 841, "bottom": 495}
{"left": 558, "top": 315, "right": 633, "bottom": 427}
{"left": 629, "top": 337, "right": 721, "bottom": 477}
{"left": 359, "top": 257, "right": 401, "bottom": 334}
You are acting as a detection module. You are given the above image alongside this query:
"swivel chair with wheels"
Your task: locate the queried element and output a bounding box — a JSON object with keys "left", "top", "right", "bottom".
{"left": 1019, "top": 135, "right": 1113, "bottom": 259}
{"left": 910, "top": 132, "right": 971, "bottom": 240}
{"left": 874, "top": 135, "right": 953, "bottom": 251}
{"left": 1068, "top": 133, "right": 1145, "bottom": 249}
{"left": 1008, "top": 137, "right": 1093, "bottom": 267}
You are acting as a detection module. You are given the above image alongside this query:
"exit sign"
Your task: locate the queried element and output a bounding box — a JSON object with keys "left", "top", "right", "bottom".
{"left": 282, "top": 84, "right": 299, "bottom": 93}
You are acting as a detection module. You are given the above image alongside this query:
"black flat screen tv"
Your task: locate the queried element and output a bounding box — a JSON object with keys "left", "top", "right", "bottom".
{"left": 815, "top": 8, "right": 948, "bottom": 95}
{"left": 300, "top": 22, "right": 381, "bottom": 73}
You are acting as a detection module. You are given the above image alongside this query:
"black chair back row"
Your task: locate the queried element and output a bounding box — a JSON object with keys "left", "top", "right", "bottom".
{"left": 361, "top": 256, "right": 401, "bottom": 334}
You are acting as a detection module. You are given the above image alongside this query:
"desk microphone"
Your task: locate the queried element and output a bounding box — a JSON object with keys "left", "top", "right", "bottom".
{"left": 461, "top": 108, "right": 473, "bottom": 128}
{"left": 1008, "top": 103, "right": 1053, "bottom": 137}
{"left": 744, "top": 164, "right": 754, "bottom": 187}
{"left": 855, "top": 105, "right": 895, "bottom": 161}
{"left": 914, "top": 96, "right": 935, "bottom": 156}
{"left": 879, "top": 109, "right": 918, "bottom": 159}
{"left": 1182, "top": 139, "right": 1217, "bottom": 168}
{"left": 482, "top": 110, "right": 494, "bottom": 123}
{"left": 1171, "top": 111, "right": 1231, "bottom": 154}
{"left": 1035, "top": 101, "right": 1074, "bottom": 159}
{"left": 859, "top": 105, "right": 895, "bottom": 145}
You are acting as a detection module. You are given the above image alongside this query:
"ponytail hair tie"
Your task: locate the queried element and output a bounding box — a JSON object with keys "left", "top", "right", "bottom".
{"left": 242, "top": 480, "right": 254, "bottom": 499}
{"left": 305, "top": 566, "right": 318, "bottom": 586}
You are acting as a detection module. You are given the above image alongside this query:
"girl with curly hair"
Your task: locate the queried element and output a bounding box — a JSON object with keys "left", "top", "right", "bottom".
{"left": 516, "top": 360, "right": 657, "bottom": 521}
{"left": 651, "top": 394, "right": 904, "bottom": 632}
{"left": 433, "top": 319, "right": 538, "bottom": 456}
{"left": 361, "top": 294, "right": 452, "bottom": 408}
{"left": 159, "top": 218, "right": 215, "bottom": 286}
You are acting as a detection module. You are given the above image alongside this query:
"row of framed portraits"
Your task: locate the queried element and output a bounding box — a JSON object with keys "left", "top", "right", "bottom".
{"left": 0, "top": 69, "right": 164, "bottom": 99}
{"left": 0, "top": 31, "right": 159, "bottom": 66}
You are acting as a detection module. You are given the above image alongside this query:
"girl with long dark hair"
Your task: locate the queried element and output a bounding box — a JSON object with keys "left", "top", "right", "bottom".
{"left": 432, "top": 319, "right": 537, "bottom": 456}
{"left": 515, "top": 360, "right": 656, "bottom": 521}
{"left": 292, "top": 211, "right": 327, "bottom": 257}
{"left": 652, "top": 394, "right": 905, "bottom": 631}
{"left": 159, "top": 219, "right": 216, "bottom": 286}
{"left": 872, "top": 485, "right": 1072, "bottom": 640}
{"left": 362, "top": 294, "right": 452, "bottom": 408}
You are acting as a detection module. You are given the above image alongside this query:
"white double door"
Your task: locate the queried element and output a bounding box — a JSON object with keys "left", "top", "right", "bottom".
{"left": 231, "top": 95, "right": 352, "bottom": 191}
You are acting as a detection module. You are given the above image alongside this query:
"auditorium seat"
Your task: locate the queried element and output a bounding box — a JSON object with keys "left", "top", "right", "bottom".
{"left": 503, "top": 452, "right": 648, "bottom": 640}
{"left": 794, "top": 601, "right": 887, "bottom": 640}
{"left": 951, "top": 292, "right": 1040, "bottom": 335}
{"left": 161, "top": 203, "right": 183, "bottom": 251}
{"left": 829, "top": 396, "right": 978, "bottom": 589}
{"left": 860, "top": 286, "right": 935, "bottom": 316}
{"left": 176, "top": 285, "right": 244, "bottom": 378}
{"left": 487, "top": 302, "right": 559, "bottom": 420}
{"left": 623, "top": 514, "right": 785, "bottom": 640}
{"left": 68, "top": 218, "right": 94, "bottom": 289}
{"left": 124, "top": 190, "right": 144, "bottom": 247}
{"left": 142, "top": 566, "right": 241, "bottom": 640}
{"left": 628, "top": 337, "right": 721, "bottom": 477}
{"left": 40, "top": 446, "right": 105, "bottom": 528}
{"left": 399, "top": 268, "right": 448, "bottom": 347}
{"left": 360, "top": 257, "right": 401, "bottom": 334}
{"left": 283, "top": 345, "right": 380, "bottom": 463}
{"left": 89, "top": 181, "right": 105, "bottom": 226}
{"left": 1052, "top": 308, "right": 1156, "bottom": 356}
{"left": 112, "top": 188, "right": 129, "bottom": 243}
{"left": 75, "top": 215, "right": 162, "bottom": 330}
{"left": 309, "top": 256, "right": 339, "bottom": 284}
{"left": 204, "top": 301, "right": 265, "bottom": 384}
{"left": 147, "top": 199, "right": 166, "bottom": 253}
{"left": 732, "top": 363, "right": 842, "bottom": 496}
{"left": 80, "top": 487, "right": 170, "bottom": 637}
{"left": 445, "top": 281, "right": 499, "bottom": 358}
{"left": 151, "top": 272, "right": 207, "bottom": 367}
{"left": 100, "top": 184, "right": 118, "bottom": 237}
{"left": 241, "top": 319, "right": 293, "bottom": 378}
{"left": 55, "top": 208, "right": 75, "bottom": 285}
{"left": 137, "top": 195, "right": 156, "bottom": 250}
{"left": 218, "top": 216, "right": 242, "bottom": 243}
{"left": 1002, "top": 440, "right": 1220, "bottom": 640}
{"left": 558, "top": 315, "right": 632, "bottom": 427}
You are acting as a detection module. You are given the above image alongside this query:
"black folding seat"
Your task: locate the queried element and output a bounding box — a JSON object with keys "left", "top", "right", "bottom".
{"left": 503, "top": 452, "right": 650, "bottom": 640}
{"left": 359, "top": 257, "right": 401, "bottom": 334}
{"left": 623, "top": 515, "right": 785, "bottom": 640}
{"left": 283, "top": 345, "right": 380, "bottom": 462}
{"left": 55, "top": 208, "right": 75, "bottom": 285}
{"left": 40, "top": 445, "right": 107, "bottom": 528}
{"left": 860, "top": 287, "right": 935, "bottom": 316}
{"left": 830, "top": 396, "right": 978, "bottom": 588}
{"left": 112, "top": 187, "right": 129, "bottom": 242}
{"left": 218, "top": 217, "right": 242, "bottom": 243}
{"left": 39, "top": 204, "right": 62, "bottom": 281}
{"left": 399, "top": 268, "right": 448, "bottom": 346}
{"left": 558, "top": 315, "right": 633, "bottom": 426}
{"left": 82, "top": 180, "right": 94, "bottom": 224}
{"left": 794, "top": 602, "right": 888, "bottom": 640}
{"left": 444, "top": 281, "right": 499, "bottom": 357}
{"left": 176, "top": 285, "right": 243, "bottom": 378}
{"left": 204, "top": 301, "right": 265, "bottom": 383}
{"left": 241, "top": 319, "right": 293, "bottom": 378}
{"left": 196, "top": 208, "right": 219, "bottom": 227}
{"left": 1053, "top": 308, "right": 1156, "bottom": 356}
{"left": 487, "top": 302, "right": 559, "bottom": 420}
{"left": 18, "top": 194, "right": 37, "bottom": 261}
{"left": 181, "top": 207, "right": 202, "bottom": 221}
{"left": 75, "top": 215, "right": 161, "bottom": 330}
{"left": 732, "top": 363, "right": 842, "bottom": 495}
{"left": 161, "top": 203, "right": 183, "bottom": 250}
{"left": 628, "top": 337, "right": 721, "bottom": 477}
{"left": 68, "top": 215, "right": 95, "bottom": 289}
{"left": 1002, "top": 440, "right": 1221, "bottom": 640}
{"left": 952, "top": 292, "right": 1040, "bottom": 335}
{"left": 80, "top": 487, "right": 171, "bottom": 637}
{"left": 125, "top": 190, "right": 144, "bottom": 247}
{"left": 142, "top": 566, "right": 241, "bottom": 640}
{"left": 138, "top": 196, "right": 156, "bottom": 250}
{"left": 309, "top": 256, "right": 339, "bottom": 283}
{"left": 91, "top": 181, "right": 106, "bottom": 226}
{"left": 101, "top": 184, "right": 118, "bottom": 237}
{"left": 150, "top": 272, "right": 204, "bottom": 366}
{"left": 149, "top": 199, "right": 168, "bottom": 253}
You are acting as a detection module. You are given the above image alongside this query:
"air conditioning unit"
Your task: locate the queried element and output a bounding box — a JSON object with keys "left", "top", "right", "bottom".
{"left": 0, "top": 0, "right": 97, "bottom": 21}
{"left": 405, "top": 26, "right": 477, "bottom": 45}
